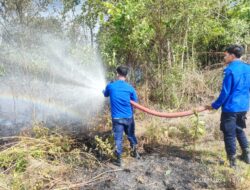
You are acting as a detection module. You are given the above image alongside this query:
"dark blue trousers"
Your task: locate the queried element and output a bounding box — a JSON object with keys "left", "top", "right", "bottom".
{"left": 112, "top": 118, "right": 138, "bottom": 156}
{"left": 220, "top": 112, "right": 249, "bottom": 156}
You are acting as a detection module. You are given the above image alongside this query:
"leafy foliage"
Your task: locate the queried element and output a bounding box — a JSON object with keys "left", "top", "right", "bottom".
{"left": 72, "top": 0, "right": 250, "bottom": 107}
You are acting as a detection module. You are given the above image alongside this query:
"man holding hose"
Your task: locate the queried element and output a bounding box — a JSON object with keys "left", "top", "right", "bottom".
{"left": 207, "top": 45, "right": 250, "bottom": 168}
{"left": 103, "top": 65, "right": 140, "bottom": 166}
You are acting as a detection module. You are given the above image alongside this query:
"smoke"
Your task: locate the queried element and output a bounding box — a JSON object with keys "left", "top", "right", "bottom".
{"left": 0, "top": 26, "right": 106, "bottom": 136}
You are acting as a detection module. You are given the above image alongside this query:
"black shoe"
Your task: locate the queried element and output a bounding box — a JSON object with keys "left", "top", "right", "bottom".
{"left": 113, "top": 155, "right": 122, "bottom": 167}
{"left": 240, "top": 148, "right": 250, "bottom": 164}
{"left": 228, "top": 155, "right": 236, "bottom": 168}
{"left": 131, "top": 146, "right": 141, "bottom": 159}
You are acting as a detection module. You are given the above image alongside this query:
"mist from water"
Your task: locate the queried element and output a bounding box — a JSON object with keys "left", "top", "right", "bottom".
{"left": 0, "top": 27, "right": 106, "bottom": 136}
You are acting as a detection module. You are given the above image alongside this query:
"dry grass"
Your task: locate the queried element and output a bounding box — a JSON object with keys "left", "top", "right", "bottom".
{"left": 0, "top": 123, "right": 99, "bottom": 190}
{"left": 135, "top": 110, "right": 250, "bottom": 190}
{"left": 139, "top": 66, "right": 223, "bottom": 110}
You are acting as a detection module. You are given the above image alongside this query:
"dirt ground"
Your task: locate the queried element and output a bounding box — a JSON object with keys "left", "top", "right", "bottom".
{"left": 85, "top": 147, "right": 220, "bottom": 190}
{"left": 77, "top": 112, "right": 250, "bottom": 190}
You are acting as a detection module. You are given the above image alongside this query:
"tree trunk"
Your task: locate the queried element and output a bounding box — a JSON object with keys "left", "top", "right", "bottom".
{"left": 181, "top": 32, "right": 187, "bottom": 69}
{"left": 191, "top": 38, "right": 196, "bottom": 70}
{"left": 167, "top": 39, "right": 172, "bottom": 67}
{"left": 90, "top": 27, "right": 94, "bottom": 47}
{"left": 181, "top": 16, "right": 189, "bottom": 69}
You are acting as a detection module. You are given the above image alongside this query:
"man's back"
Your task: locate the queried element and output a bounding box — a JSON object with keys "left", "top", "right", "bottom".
{"left": 104, "top": 80, "right": 138, "bottom": 118}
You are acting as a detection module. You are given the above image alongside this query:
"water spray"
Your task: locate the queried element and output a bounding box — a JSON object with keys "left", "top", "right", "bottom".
{"left": 0, "top": 27, "right": 106, "bottom": 135}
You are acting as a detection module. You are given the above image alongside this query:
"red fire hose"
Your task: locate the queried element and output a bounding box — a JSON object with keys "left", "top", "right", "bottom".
{"left": 130, "top": 101, "right": 207, "bottom": 118}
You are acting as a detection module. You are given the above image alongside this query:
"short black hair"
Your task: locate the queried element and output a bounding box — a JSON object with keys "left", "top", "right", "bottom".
{"left": 225, "top": 45, "right": 244, "bottom": 58}
{"left": 116, "top": 66, "right": 129, "bottom": 77}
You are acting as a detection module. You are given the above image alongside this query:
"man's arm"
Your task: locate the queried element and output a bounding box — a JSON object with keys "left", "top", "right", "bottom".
{"left": 211, "top": 70, "right": 233, "bottom": 109}
{"left": 130, "top": 88, "right": 138, "bottom": 103}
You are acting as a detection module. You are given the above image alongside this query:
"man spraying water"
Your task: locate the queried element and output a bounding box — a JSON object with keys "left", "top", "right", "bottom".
{"left": 103, "top": 66, "right": 140, "bottom": 166}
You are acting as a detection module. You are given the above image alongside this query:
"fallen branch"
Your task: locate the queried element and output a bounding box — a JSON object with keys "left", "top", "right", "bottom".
{"left": 55, "top": 168, "right": 123, "bottom": 190}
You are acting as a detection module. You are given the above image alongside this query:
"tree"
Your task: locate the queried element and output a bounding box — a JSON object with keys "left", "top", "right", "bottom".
{"left": 95, "top": 0, "right": 249, "bottom": 105}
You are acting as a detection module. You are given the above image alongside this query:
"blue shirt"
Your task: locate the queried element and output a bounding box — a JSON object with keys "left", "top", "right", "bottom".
{"left": 103, "top": 80, "right": 138, "bottom": 118}
{"left": 212, "top": 60, "right": 250, "bottom": 112}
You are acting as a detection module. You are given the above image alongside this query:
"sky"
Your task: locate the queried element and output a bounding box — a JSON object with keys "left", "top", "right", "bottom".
{"left": 40, "top": 0, "right": 82, "bottom": 19}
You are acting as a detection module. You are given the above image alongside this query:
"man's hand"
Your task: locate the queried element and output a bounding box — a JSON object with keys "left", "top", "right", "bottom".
{"left": 205, "top": 105, "right": 213, "bottom": 110}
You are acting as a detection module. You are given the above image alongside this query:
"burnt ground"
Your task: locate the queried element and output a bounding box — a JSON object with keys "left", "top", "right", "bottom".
{"left": 75, "top": 113, "right": 250, "bottom": 190}
{"left": 82, "top": 143, "right": 229, "bottom": 190}
{"left": 1, "top": 112, "right": 249, "bottom": 190}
